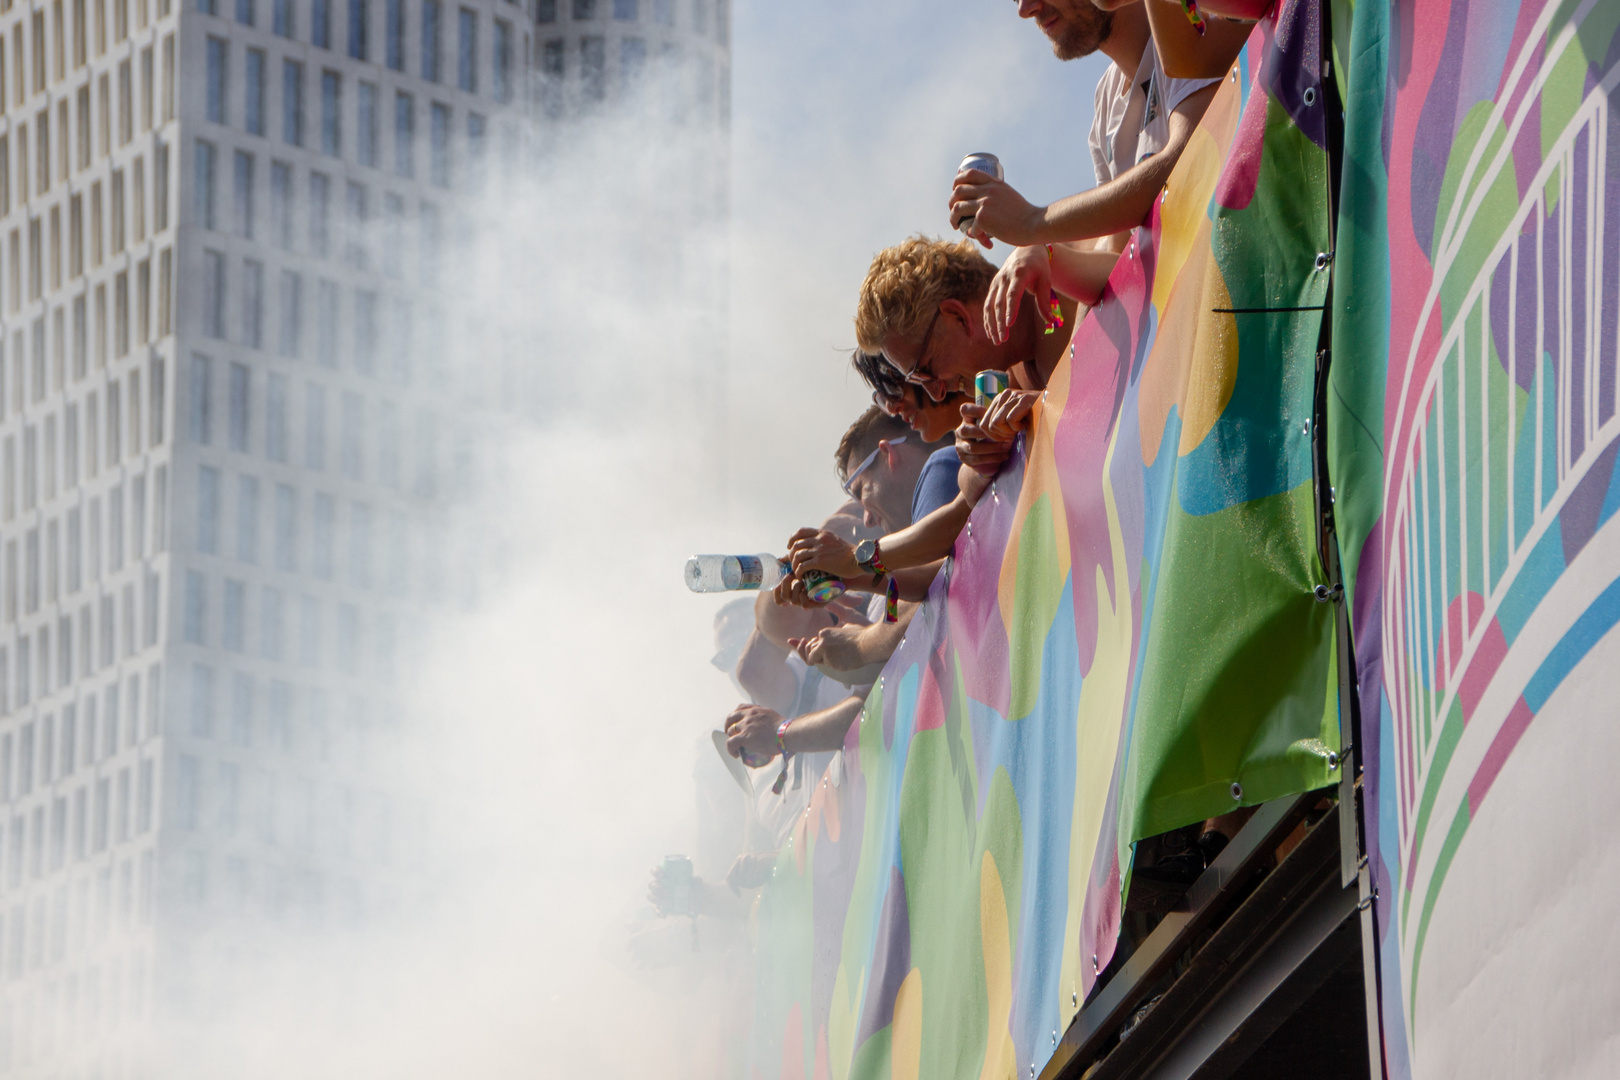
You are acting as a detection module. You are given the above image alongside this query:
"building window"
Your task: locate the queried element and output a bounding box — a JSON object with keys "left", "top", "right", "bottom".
{"left": 537, "top": 0, "right": 555, "bottom": 22}
{"left": 379, "top": 403, "right": 401, "bottom": 488}
{"left": 572, "top": 0, "right": 594, "bottom": 17}
{"left": 189, "top": 354, "right": 213, "bottom": 444}
{"left": 312, "top": 0, "right": 331, "bottom": 47}
{"left": 457, "top": 8, "right": 477, "bottom": 92}
{"left": 613, "top": 0, "right": 635, "bottom": 18}
{"left": 357, "top": 82, "right": 378, "bottom": 167}
{"left": 421, "top": 0, "right": 441, "bottom": 82}
{"left": 270, "top": 161, "right": 293, "bottom": 249}
{"left": 282, "top": 60, "right": 304, "bottom": 146}
{"left": 277, "top": 273, "right": 301, "bottom": 358}
{"left": 418, "top": 201, "right": 440, "bottom": 286}
{"left": 350, "top": 504, "right": 372, "bottom": 589}
{"left": 345, "top": 183, "right": 368, "bottom": 268}
{"left": 348, "top": 0, "right": 369, "bottom": 60}
{"left": 312, "top": 494, "right": 334, "bottom": 579}
{"left": 223, "top": 579, "right": 245, "bottom": 652}
{"left": 309, "top": 172, "right": 331, "bottom": 256}
{"left": 233, "top": 150, "right": 255, "bottom": 238}
{"left": 341, "top": 392, "right": 364, "bottom": 477}
{"left": 315, "top": 280, "right": 339, "bottom": 365}
{"left": 183, "top": 572, "right": 207, "bottom": 643}
{"left": 273, "top": 0, "right": 294, "bottom": 36}
{"left": 354, "top": 291, "right": 377, "bottom": 373}
{"left": 304, "top": 382, "right": 327, "bottom": 468}
{"left": 260, "top": 586, "right": 284, "bottom": 659}
{"left": 382, "top": 195, "right": 405, "bottom": 277}
{"left": 244, "top": 49, "right": 266, "bottom": 135}
{"left": 243, "top": 260, "right": 264, "bottom": 349}
{"left": 652, "top": 0, "right": 671, "bottom": 25}
{"left": 206, "top": 37, "right": 228, "bottom": 124}
{"left": 320, "top": 72, "right": 342, "bottom": 157}
{"left": 202, "top": 250, "right": 226, "bottom": 339}
{"left": 492, "top": 20, "right": 511, "bottom": 102}
{"left": 580, "top": 36, "right": 604, "bottom": 100}
{"left": 196, "top": 467, "right": 220, "bottom": 554}
{"left": 267, "top": 374, "right": 290, "bottom": 460}
{"left": 386, "top": 0, "right": 405, "bottom": 69}
{"left": 228, "top": 363, "right": 251, "bottom": 450}
{"left": 394, "top": 92, "right": 415, "bottom": 177}
{"left": 298, "top": 596, "right": 320, "bottom": 666}
{"left": 692, "top": 0, "right": 707, "bottom": 33}
{"left": 177, "top": 754, "right": 200, "bottom": 828}
{"left": 194, "top": 139, "right": 217, "bottom": 228}
{"left": 274, "top": 484, "right": 297, "bottom": 570}
{"left": 237, "top": 0, "right": 256, "bottom": 25}
{"left": 237, "top": 476, "right": 259, "bottom": 563}
{"left": 429, "top": 103, "right": 451, "bottom": 186}
{"left": 621, "top": 37, "right": 645, "bottom": 88}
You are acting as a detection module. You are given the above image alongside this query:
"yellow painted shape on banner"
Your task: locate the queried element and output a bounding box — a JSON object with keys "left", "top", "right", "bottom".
{"left": 978, "top": 850, "right": 1017, "bottom": 1080}
{"left": 997, "top": 356, "right": 1073, "bottom": 640}
{"left": 1057, "top": 428, "right": 1137, "bottom": 1009}
{"left": 1149, "top": 68, "right": 1241, "bottom": 316}
{"left": 891, "top": 968, "right": 923, "bottom": 1080}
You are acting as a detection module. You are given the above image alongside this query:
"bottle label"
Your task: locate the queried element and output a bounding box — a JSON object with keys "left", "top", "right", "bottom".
{"left": 736, "top": 555, "right": 766, "bottom": 590}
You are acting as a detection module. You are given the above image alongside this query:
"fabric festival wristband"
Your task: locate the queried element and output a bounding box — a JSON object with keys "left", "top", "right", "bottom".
{"left": 771, "top": 719, "right": 794, "bottom": 795}
{"left": 863, "top": 540, "right": 889, "bottom": 577}
{"left": 1042, "top": 245, "right": 1065, "bottom": 334}
{"left": 885, "top": 575, "right": 900, "bottom": 623}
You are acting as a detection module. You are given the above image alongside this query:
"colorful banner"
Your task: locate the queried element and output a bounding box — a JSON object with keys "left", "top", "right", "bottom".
{"left": 1331, "top": 1, "right": 1620, "bottom": 1076}
{"left": 748, "top": 5, "right": 1341, "bottom": 1076}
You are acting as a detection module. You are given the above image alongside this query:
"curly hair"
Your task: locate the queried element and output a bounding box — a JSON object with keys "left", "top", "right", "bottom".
{"left": 854, "top": 235, "right": 997, "bottom": 354}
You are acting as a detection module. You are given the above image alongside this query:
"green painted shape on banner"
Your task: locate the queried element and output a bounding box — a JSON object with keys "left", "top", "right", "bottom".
{"left": 836, "top": 677, "right": 896, "bottom": 1068}
{"left": 1434, "top": 100, "right": 1517, "bottom": 318}
{"left": 897, "top": 725, "right": 993, "bottom": 1079}
{"left": 1123, "top": 481, "right": 1337, "bottom": 840}
{"left": 1409, "top": 798, "right": 1473, "bottom": 1037}
{"left": 1008, "top": 493, "right": 1064, "bottom": 722}
{"left": 848, "top": 1022, "right": 892, "bottom": 1080}
{"left": 1401, "top": 697, "right": 1464, "bottom": 929}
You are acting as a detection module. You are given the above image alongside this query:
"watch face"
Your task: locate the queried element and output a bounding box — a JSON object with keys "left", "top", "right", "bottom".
{"left": 855, "top": 539, "right": 877, "bottom": 565}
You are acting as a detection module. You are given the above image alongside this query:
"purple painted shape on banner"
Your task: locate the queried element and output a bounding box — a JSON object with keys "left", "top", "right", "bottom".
{"left": 1559, "top": 441, "right": 1620, "bottom": 565}
{"left": 853, "top": 866, "right": 912, "bottom": 1049}
{"left": 1602, "top": 103, "right": 1620, "bottom": 426}
{"left": 1264, "top": 0, "right": 1324, "bottom": 149}
{"left": 1509, "top": 87, "right": 1542, "bottom": 203}
{"left": 944, "top": 452, "right": 1021, "bottom": 715}
{"left": 1569, "top": 126, "right": 1591, "bottom": 462}
{"left": 1409, "top": 1, "right": 1469, "bottom": 259}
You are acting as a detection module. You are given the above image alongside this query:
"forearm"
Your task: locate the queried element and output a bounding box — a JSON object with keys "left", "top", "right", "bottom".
{"left": 1145, "top": 0, "right": 1252, "bottom": 79}
{"left": 1048, "top": 246, "right": 1120, "bottom": 306}
{"left": 781, "top": 695, "right": 865, "bottom": 754}
{"left": 849, "top": 605, "right": 916, "bottom": 665}
{"left": 1036, "top": 154, "right": 1178, "bottom": 244}
{"left": 879, "top": 497, "right": 973, "bottom": 570}
{"left": 735, "top": 631, "right": 798, "bottom": 715}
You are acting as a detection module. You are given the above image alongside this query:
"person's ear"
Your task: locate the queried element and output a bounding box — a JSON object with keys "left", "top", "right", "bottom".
{"left": 939, "top": 297, "right": 973, "bottom": 334}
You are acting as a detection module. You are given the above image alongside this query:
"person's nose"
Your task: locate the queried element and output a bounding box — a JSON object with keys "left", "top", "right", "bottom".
{"left": 1017, "top": 0, "right": 1043, "bottom": 18}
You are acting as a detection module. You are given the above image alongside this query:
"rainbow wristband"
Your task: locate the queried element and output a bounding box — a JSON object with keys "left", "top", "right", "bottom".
{"left": 885, "top": 575, "right": 900, "bottom": 623}
{"left": 771, "top": 719, "right": 794, "bottom": 795}
{"left": 1180, "top": 0, "right": 1207, "bottom": 34}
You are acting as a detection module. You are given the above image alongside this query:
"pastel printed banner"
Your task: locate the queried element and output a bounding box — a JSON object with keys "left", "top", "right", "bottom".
{"left": 1330, "top": 0, "right": 1620, "bottom": 1076}
{"left": 747, "top": 4, "right": 1342, "bottom": 1076}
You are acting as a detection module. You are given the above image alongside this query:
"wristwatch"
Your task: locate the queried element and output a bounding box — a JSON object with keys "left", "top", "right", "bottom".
{"left": 854, "top": 538, "right": 888, "bottom": 576}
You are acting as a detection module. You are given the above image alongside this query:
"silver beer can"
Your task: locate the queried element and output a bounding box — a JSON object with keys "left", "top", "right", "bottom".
{"left": 956, "top": 153, "right": 1005, "bottom": 236}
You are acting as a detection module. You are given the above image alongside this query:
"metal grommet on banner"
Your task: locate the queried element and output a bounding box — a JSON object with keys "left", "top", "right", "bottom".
{"left": 1303, "top": 86, "right": 1318, "bottom": 106}
{"left": 1314, "top": 251, "right": 1333, "bottom": 271}
{"left": 1314, "top": 583, "right": 1344, "bottom": 603}
{"left": 1230, "top": 781, "right": 1244, "bottom": 801}
{"left": 1327, "top": 751, "right": 1340, "bottom": 770}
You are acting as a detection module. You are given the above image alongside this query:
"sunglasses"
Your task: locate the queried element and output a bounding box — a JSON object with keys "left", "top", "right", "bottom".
{"left": 842, "top": 436, "right": 907, "bottom": 496}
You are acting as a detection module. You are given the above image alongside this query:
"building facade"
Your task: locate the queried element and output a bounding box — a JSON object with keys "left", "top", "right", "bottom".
{"left": 0, "top": 0, "right": 729, "bottom": 1073}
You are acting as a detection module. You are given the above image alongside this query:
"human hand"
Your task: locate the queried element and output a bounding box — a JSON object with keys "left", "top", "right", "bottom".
{"left": 787, "top": 527, "right": 863, "bottom": 579}
{"left": 723, "top": 703, "right": 784, "bottom": 761}
{"left": 984, "top": 246, "right": 1054, "bottom": 345}
{"left": 955, "top": 402, "right": 1017, "bottom": 477}
{"left": 725, "top": 851, "right": 778, "bottom": 892}
{"left": 980, "top": 388, "right": 1040, "bottom": 442}
{"left": 788, "top": 623, "right": 869, "bottom": 671}
{"left": 646, "top": 863, "right": 703, "bottom": 916}
{"left": 949, "top": 169, "right": 1045, "bottom": 249}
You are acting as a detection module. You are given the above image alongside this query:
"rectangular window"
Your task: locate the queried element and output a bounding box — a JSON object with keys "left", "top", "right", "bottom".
{"left": 242, "top": 259, "right": 264, "bottom": 349}
{"left": 236, "top": 476, "right": 259, "bottom": 563}
{"left": 183, "top": 571, "right": 206, "bottom": 643}
{"left": 189, "top": 354, "right": 213, "bottom": 444}
{"left": 270, "top": 160, "right": 293, "bottom": 249}
{"left": 580, "top": 36, "right": 604, "bottom": 100}
{"left": 281, "top": 60, "right": 303, "bottom": 146}
{"left": 467, "top": 112, "right": 486, "bottom": 187}
{"left": 274, "top": 484, "right": 296, "bottom": 570}
{"left": 196, "top": 466, "right": 220, "bottom": 554}
{"left": 194, "top": 139, "right": 217, "bottom": 228}
{"left": 349, "top": 0, "right": 368, "bottom": 59}
{"left": 156, "top": 141, "right": 171, "bottom": 232}
{"left": 652, "top": 0, "right": 671, "bottom": 24}
{"left": 312, "top": 0, "right": 330, "bottom": 47}
{"left": 429, "top": 102, "right": 450, "bottom": 187}
{"left": 457, "top": 8, "right": 477, "bottom": 92}
{"left": 273, "top": 0, "right": 293, "bottom": 35}
{"left": 315, "top": 280, "right": 339, "bottom": 366}
{"left": 613, "top": 0, "right": 635, "bottom": 18}
{"left": 202, "top": 250, "right": 225, "bottom": 339}
{"left": 573, "top": 0, "right": 594, "bottom": 16}
{"left": 309, "top": 172, "right": 331, "bottom": 256}
{"left": 620, "top": 37, "right": 645, "bottom": 87}
{"left": 277, "top": 271, "right": 301, "bottom": 357}
{"left": 492, "top": 20, "right": 511, "bottom": 101}
{"left": 349, "top": 503, "right": 371, "bottom": 588}
{"left": 421, "top": 0, "right": 440, "bottom": 81}
{"left": 312, "top": 494, "right": 334, "bottom": 579}
{"left": 299, "top": 596, "right": 320, "bottom": 665}
{"left": 223, "top": 579, "right": 245, "bottom": 651}
{"left": 244, "top": 48, "right": 265, "bottom": 135}
{"left": 357, "top": 82, "right": 378, "bottom": 167}
{"left": 340, "top": 392, "right": 363, "bottom": 477}
{"left": 691, "top": 0, "right": 706, "bottom": 32}
{"left": 266, "top": 373, "right": 289, "bottom": 460}
{"left": 205, "top": 37, "right": 227, "bottom": 124}
{"left": 538, "top": 0, "right": 556, "bottom": 20}
{"left": 177, "top": 754, "right": 199, "bottom": 828}
{"left": 382, "top": 194, "right": 405, "bottom": 277}
{"left": 320, "top": 71, "right": 341, "bottom": 156}
{"left": 418, "top": 201, "right": 440, "bottom": 285}
{"left": 394, "top": 92, "right": 414, "bottom": 177}
{"left": 259, "top": 586, "right": 283, "bottom": 659}
{"left": 304, "top": 383, "right": 326, "bottom": 468}
{"left": 386, "top": 0, "right": 404, "bottom": 69}
{"left": 232, "top": 150, "right": 254, "bottom": 238}
{"left": 345, "top": 183, "right": 368, "bottom": 268}
{"left": 228, "top": 363, "right": 250, "bottom": 450}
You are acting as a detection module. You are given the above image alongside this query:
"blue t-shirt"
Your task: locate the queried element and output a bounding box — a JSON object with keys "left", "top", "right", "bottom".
{"left": 911, "top": 446, "right": 962, "bottom": 524}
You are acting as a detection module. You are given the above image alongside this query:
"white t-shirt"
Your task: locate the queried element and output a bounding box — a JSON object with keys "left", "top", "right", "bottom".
{"left": 1088, "top": 39, "right": 1223, "bottom": 185}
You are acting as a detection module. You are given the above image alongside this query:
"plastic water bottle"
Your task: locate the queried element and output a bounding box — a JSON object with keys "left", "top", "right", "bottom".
{"left": 685, "top": 554, "right": 786, "bottom": 593}
{"left": 685, "top": 554, "right": 846, "bottom": 603}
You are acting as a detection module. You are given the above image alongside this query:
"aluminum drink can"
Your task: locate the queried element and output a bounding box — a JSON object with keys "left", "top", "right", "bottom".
{"left": 956, "top": 153, "right": 1005, "bottom": 236}
{"left": 975, "top": 369, "right": 1012, "bottom": 409}
{"left": 801, "top": 568, "right": 847, "bottom": 604}
{"left": 660, "top": 854, "right": 695, "bottom": 917}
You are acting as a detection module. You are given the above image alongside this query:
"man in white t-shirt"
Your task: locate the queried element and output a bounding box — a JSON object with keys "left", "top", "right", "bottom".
{"left": 949, "top": 0, "right": 1248, "bottom": 345}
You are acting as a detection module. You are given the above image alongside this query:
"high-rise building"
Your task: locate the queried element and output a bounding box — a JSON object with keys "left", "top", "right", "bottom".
{"left": 0, "top": 0, "right": 730, "bottom": 1073}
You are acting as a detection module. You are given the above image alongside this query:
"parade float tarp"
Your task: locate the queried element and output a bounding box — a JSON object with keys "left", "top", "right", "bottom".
{"left": 748, "top": 5, "right": 1341, "bottom": 1076}
{"left": 1330, "top": 0, "right": 1620, "bottom": 1075}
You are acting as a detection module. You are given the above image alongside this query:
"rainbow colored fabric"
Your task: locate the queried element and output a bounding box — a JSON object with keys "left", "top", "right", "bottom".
{"left": 1329, "top": 1, "right": 1620, "bottom": 1074}
{"left": 746, "top": 4, "right": 1342, "bottom": 1077}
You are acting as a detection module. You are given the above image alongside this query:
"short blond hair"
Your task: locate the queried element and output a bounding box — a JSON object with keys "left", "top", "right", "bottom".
{"left": 854, "top": 235, "right": 997, "bottom": 353}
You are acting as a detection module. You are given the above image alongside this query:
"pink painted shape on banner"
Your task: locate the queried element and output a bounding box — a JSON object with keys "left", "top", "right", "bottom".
{"left": 1467, "top": 695, "right": 1535, "bottom": 811}
{"left": 1213, "top": 75, "right": 1270, "bottom": 211}
{"left": 1457, "top": 615, "right": 1508, "bottom": 721}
